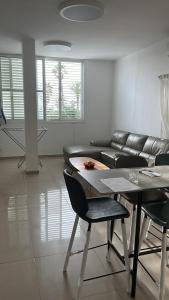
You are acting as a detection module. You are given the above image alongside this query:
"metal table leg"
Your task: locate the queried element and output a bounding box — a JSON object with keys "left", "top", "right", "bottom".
{"left": 131, "top": 192, "right": 142, "bottom": 298}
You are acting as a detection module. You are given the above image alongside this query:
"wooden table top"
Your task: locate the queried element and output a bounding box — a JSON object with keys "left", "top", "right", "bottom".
{"left": 79, "top": 165, "right": 169, "bottom": 195}
{"left": 69, "top": 157, "right": 109, "bottom": 171}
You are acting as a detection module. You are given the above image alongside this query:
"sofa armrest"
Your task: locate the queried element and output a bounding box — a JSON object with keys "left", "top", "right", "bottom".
{"left": 90, "top": 139, "right": 111, "bottom": 147}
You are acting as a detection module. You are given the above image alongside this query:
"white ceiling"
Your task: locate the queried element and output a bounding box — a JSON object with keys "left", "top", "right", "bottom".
{"left": 0, "top": 0, "right": 169, "bottom": 60}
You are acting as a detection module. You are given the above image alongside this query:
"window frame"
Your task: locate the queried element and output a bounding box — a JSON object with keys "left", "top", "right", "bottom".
{"left": 0, "top": 54, "right": 84, "bottom": 123}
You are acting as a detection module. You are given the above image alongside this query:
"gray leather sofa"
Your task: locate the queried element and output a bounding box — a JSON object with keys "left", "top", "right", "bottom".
{"left": 63, "top": 130, "right": 169, "bottom": 168}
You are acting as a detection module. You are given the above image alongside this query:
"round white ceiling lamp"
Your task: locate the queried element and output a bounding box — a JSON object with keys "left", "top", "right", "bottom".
{"left": 59, "top": 0, "right": 104, "bottom": 22}
{"left": 43, "top": 40, "right": 72, "bottom": 51}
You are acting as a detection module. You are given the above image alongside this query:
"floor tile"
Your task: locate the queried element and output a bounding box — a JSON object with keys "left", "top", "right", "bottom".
{"left": 0, "top": 259, "right": 40, "bottom": 300}
{"left": 0, "top": 209, "right": 33, "bottom": 263}
{"left": 35, "top": 249, "right": 107, "bottom": 300}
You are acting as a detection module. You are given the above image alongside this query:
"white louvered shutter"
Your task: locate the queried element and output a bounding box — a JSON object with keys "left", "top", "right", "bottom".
{"left": 0, "top": 57, "right": 24, "bottom": 120}
{"left": 36, "top": 59, "right": 44, "bottom": 120}
{"left": 45, "top": 60, "right": 59, "bottom": 120}
{"left": 0, "top": 57, "right": 12, "bottom": 119}
{"left": 61, "top": 61, "right": 81, "bottom": 120}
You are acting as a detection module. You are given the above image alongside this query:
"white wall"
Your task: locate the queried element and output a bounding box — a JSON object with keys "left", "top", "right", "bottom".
{"left": 0, "top": 60, "right": 113, "bottom": 157}
{"left": 112, "top": 38, "right": 169, "bottom": 137}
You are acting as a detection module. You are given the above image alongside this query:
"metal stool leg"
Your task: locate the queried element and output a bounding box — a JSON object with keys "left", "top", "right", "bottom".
{"left": 139, "top": 214, "right": 149, "bottom": 251}
{"left": 77, "top": 223, "right": 91, "bottom": 300}
{"left": 108, "top": 194, "right": 121, "bottom": 246}
{"left": 129, "top": 205, "right": 136, "bottom": 253}
{"left": 63, "top": 214, "right": 79, "bottom": 272}
{"left": 145, "top": 219, "right": 152, "bottom": 239}
{"left": 159, "top": 228, "right": 167, "bottom": 300}
{"left": 166, "top": 237, "right": 169, "bottom": 267}
{"left": 117, "top": 194, "right": 122, "bottom": 202}
{"left": 121, "top": 219, "right": 130, "bottom": 292}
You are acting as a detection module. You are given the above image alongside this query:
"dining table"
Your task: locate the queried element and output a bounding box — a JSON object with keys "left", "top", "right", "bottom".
{"left": 78, "top": 165, "right": 169, "bottom": 298}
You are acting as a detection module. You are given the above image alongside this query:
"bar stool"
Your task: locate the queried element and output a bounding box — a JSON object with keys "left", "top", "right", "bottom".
{"left": 63, "top": 169, "right": 130, "bottom": 300}
{"left": 140, "top": 201, "right": 169, "bottom": 300}
{"left": 114, "top": 155, "right": 148, "bottom": 252}
{"left": 122, "top": 190, "right": 167, "bottom": 253}
{"left": 115, "top": 156, "right": 167, "bottom": 254}
{"left": 144, "top": 154, "right": 169, "bottom": 244}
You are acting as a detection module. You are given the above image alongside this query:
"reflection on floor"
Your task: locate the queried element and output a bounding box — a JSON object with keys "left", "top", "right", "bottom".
{"left": 0, "top": 157, "right": 168, "bottom": 300}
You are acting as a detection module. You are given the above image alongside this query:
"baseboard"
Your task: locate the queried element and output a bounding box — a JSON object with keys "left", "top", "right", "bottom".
{"left": 0, "top": 154, "right": 63, "bottom": 160}
{"left": 39, "top": 154, "right": 63, "bottom": 158}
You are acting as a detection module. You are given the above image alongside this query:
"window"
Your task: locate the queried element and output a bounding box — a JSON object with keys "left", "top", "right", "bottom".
{"left": 0, "top": 56, "right": 83, "bottom": 121}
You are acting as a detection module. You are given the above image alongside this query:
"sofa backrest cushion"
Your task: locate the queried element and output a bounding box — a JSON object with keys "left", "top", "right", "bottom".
{"left": 140, "top": 136, "right": 169, "bottom": 157}
{"left": 141, "top": 137, "right": 156, "bottom": 155}
{"left": 151, "top": 138, "right": 169, "bottom": 155}
{"left": 110, "top": 130, "right": 129, "bottom": 150}
{"left": 122, "top": 133, "right": 148, "bottom": 155}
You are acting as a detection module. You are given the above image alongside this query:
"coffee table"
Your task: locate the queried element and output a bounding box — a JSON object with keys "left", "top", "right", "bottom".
{"left": 69, "top": 157, "right": 109, "bottom": 171}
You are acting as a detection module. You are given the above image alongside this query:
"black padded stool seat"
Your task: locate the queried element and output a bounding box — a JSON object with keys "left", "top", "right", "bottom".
{"left": 122, "top": 190, "right": 167, "bottom": 205}
{"left": 115, "top": 155, "right": 148, "bottom": 168}
{"left": 85, "top": 197, "right": 129, "bottom": 223}
{"left": 142, "top": 201, "right": 169, "bottom": 228}
{"left": 155, "top": 153, "right": 169, "bottom": 166}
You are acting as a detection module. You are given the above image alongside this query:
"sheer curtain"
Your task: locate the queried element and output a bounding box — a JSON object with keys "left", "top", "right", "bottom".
{"left": 159, "top": 74, "right": 169, "bottom": 138}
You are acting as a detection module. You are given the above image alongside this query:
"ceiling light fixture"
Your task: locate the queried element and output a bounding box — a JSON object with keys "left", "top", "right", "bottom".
{"left": 59, "top": 0, "right": 104, "bottom": 22}
{"left": 43, "top": 40, "right": 72, "bottom": 51}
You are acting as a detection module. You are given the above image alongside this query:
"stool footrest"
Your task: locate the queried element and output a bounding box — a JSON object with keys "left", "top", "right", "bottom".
{"left": 70, "top": 243, "right": 108, "bottom": 256}
{"left": 84, "top": 269, "right": 125, "bottom": 282}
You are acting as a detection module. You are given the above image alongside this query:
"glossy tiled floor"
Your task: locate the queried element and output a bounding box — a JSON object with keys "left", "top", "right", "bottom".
{"left": 0, "top": 157, "right": 169, "bottom": 300}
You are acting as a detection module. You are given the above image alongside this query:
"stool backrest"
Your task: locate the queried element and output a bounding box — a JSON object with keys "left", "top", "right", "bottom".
{"left": 115, "top": 155, "right": 148, "bottom": 168}
{"left": 63, "top": 169, "right": 88, "bottom": 218}
{"left": 155, "top": 154, "right": 169, "bottom": 166}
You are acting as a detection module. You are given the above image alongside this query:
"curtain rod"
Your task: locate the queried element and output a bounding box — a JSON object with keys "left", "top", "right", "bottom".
{"left": 158, "top": 73, "right": 169, "bottom": 79}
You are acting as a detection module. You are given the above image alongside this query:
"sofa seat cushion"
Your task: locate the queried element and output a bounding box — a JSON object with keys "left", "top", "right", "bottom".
{"left": 63, "top": 145, "right": 111, "bottom": 164}
{"left": 121, "top": 147, "right": 141, "bottom": 156}
{"left": 110, "top": 142, "right": 123, "bottom": 150}
{"left": 139, "top": 152, "right": 155, "bottom": 166}
{"left": 101, "top": 150, "right": 129, "bottom": 168}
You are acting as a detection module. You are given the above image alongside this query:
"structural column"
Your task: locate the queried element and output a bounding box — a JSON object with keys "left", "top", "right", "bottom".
{"left": 22, "top": 38, "right": 39, "bottom": 172}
